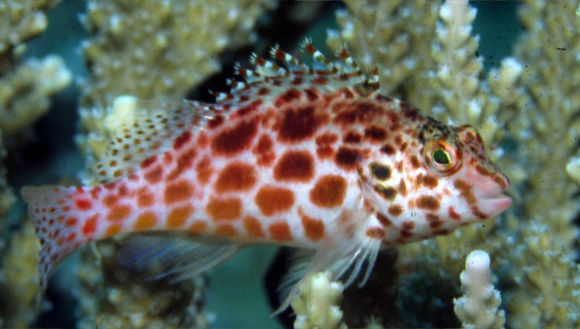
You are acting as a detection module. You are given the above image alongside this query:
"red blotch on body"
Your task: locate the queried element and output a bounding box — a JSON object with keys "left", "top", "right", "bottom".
{"left": 196, "top": 156, "right": 213, "bottom": 185}
{"left": 215, "top": 162, "right": 256, "bottom": 193}
{"left": 137, "top": 189, "right": 154, "bottom": 207}
{"left": 163, "top": 152, "right": 173, "bottom": 165}
{"left": 422, "top": 175, "right": 438, "bottom": 189}
{"left": 105, "top": 223, "right": 122, "bottom": 237}
{"left": 417, "top": 195, "right": 440, "bottom": 211}
{"left": 269, "top": 221, "right": 293, "bottom": 242}
{"left": 173, "top": 131, "right": 192, "bottom": 150}
{"left": 107, "top": 205, "right": 131, "bottom": 222}
{"left": 243, "top": 216, "right": 265, "bottom": 238}
{"left": 448, "top": 206, "right": 461, "bottom": 220}
{"left": 90, "top": 186, "right": 102, "bottom": 199}
{"left": 144, "top": 166, "right": 163, "bottom": 184}
{"left": 82, "top": 214, "right": 99, "bottom": 236}
{"left": 305, "top": 88, "right": 319, "bottom": 101}
{"left": 65, "top": 218, "right": 77, "bottom": 227}
{"left": 197, "top": 132, "right": 209, "bottom": 148}
{"left": 103, "top": 194, "right": 119, "bottom": 208}
{"left": 189, "top": 221, "right": 207, "bottom": 234}
{"left": 335, "top": 147, "right": 360, "bottom": 170}
{"left": 237, "top": 100, "right": 263, "bottom": 117}
{"left": 402, "top": 220, "right": 415, "bottom": 231}
{"left": 167, "top": 205, "right": 194, "bottom": 228}
{"left": 273, "top": 150, "right": 314, "bottom": 182}
{"left": 206, "top": 197, "right": 242, "bottom": 221}
{"left": 212, "top": 119, "right": 258, "bottom": 156}
{"left": 388, "top": 204, "right": 403, "bottom": 217}
{"left": 141, "top": 155, "right": 158, "bottom": 169}
{"left": 366, "top": 227, "right": 386, "bottom": 239}
{"left": 315, "top": 132, "right": 338, "bottom": 158}
{"left": 275, "top": 88, "right": 302, "bottom": 107}
{"left": 278, "top": 106, "right": 325, "bottom": 142}
{"left": 300, "top": 214, "right": 325, "bottom": 241}
{"left": 255, "top": 186, "right": 295, "bottom": 216}
{"left": 207, "top": 115, "right": 224, "bottom": 129}
{"left": 309, "top": 175, "right": 347, "bottom": 208}
{"left": 253, "top": 134, "right": 275, "bottom": 166}
{"left": 410, "top": 155, "right": 421, "bottom": 169}
{"left": 376, "top": 212, "right": 392, "bottom": 226}
{"left": 134, "top": 212, "right": 157, "bottom": 230}
{"left": 167, "top": 148, "right": 196, "bottom": 180}
{"left": 75, "top": 199, "right": 92, "bottom": 211}
{"left": 216, "top": 224, "right": 238, "bottom": 237}
{"left": 364, "top": 126, "right": 387, "bottom": 142}
{"left": 164, "top": 180, "right": 194, "bottom": 204}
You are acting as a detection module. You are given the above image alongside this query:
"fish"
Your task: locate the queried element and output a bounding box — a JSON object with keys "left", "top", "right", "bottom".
{"left": 21, "top": 41, "right": 511, "bottom": 309}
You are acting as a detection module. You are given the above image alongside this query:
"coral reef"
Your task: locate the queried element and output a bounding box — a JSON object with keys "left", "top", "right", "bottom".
{"left": 327, "top": 0, "right": 579, "bottom": 328}
{"left": 0, "top": 0, "right": 59, "bottom": 59}
{"left": 453, "top": 250, "right": 505, "bottom": 329}
{"left": 0, "top": 222, "right": 41, "bottom": 328}
{"left": 0, "top": 0, "right": 576, "bottom": 328}
{"left": 0, "top": 1, "right": 71, "bottom": 328}
{"left": 0, "top": 55, "right": 72, "bottom": 136}
{"left": 292, "top": 271, "right": 347, "bottom": 329}
{"left": 76, "top": 239, "right": 209, "bottom": 329}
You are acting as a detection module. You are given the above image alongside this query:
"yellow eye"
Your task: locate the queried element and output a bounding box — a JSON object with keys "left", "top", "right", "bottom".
{"left": 425, "top": 141, "right": 460, "bottom": 174}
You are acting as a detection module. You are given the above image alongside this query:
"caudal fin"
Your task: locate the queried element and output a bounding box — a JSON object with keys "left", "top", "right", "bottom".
{"left": 21, "top": 185, "right": 94, "bottom": 290}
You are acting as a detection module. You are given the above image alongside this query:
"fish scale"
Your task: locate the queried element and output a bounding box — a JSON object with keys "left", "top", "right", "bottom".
{"left": 22, "top": 41, "right": 511, "bottom": 307}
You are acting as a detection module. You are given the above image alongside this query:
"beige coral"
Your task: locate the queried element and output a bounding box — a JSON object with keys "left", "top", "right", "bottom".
{"left": 292, "top": 271, "right": 348, "bottom": 329}
{"left": 0, "top": 222, "right": 41, "bottom": 328}
{"left": 0, "top": 0, "right": 60, "bottom": 57}
{"left": 453, "top": 250, "right": 505, "bottom": 329}
{"left": 0, "top": 55, "right": 72, "bottom": 135}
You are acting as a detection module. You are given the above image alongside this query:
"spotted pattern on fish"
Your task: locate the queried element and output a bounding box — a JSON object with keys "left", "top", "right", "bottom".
{"left": 21, "top": 41, "right": 511, "bottom": 300}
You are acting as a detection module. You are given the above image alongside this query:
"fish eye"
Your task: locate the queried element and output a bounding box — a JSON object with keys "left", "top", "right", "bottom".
{"left": 425, "top": 141, "right": 460, "bottom": 174}
{"left": 432, "top": 149, "right": 450, "bottom": 165}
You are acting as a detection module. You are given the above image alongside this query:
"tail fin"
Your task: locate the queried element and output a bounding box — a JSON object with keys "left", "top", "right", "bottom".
{"left": 21, "top": 185, "right": 93, "bottom": 290}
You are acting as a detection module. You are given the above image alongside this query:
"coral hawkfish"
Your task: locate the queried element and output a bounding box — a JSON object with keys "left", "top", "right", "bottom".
{"left": 22, "top": 41, "right": 511, "bottom": 308}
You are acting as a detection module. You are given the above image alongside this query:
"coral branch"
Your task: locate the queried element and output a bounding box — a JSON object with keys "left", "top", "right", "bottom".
{"left": 454, "top": 250, "right": 505, "bottom": 329}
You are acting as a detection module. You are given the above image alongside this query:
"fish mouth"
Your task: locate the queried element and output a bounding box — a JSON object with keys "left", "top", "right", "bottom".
{"left": 478, "top": 192, "right": 512, "bottom": 217}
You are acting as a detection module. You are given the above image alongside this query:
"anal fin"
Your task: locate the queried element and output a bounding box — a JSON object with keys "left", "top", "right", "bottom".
{"left": 115, "top": 232, "right": 241, "bottom": 283}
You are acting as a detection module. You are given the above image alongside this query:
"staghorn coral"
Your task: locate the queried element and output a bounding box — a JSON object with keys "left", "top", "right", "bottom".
{"left": 327, "top": 0, "right": 579, "bottom": 328}
{"left": 76, "top": 239, "right": 209, "bottom": 329}
{"left": 0, "top": 55, "right": 72, "bottom": 136}
{"left": 0, "top": 0, "right": 71, "bottom": 220}
{"left": 0, "top": 0, "right": 60, "bottom": 60}
{"left": 494, "top": 1, "right": 579, "bottom": 327}
{"left": 453, "top": 250, "right": 505, "bottom": 329}
{"left": 327, "top": 0, "right": 438, "bottom": 97}
{"left": 292, "top": 271, "right": 347, "bottom": 329}
{"left": 0, "top": 222, "right": 41, "bottom": 328}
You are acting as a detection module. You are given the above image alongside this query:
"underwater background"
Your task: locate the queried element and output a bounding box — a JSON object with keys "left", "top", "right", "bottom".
{"left": 0, "top": 0, "right": 578, "bottom": 328}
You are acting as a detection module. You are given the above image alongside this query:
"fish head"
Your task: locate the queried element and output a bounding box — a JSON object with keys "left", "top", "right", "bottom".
{"left": 359, "top": 117, "right": 511, "bottom": 242}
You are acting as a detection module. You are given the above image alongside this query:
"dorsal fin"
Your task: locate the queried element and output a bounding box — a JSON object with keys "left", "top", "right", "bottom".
{"left": 83, "top": 96, "right": 220, "bottom": 185}
{"left": 216, "top": 38, "right": 380, "bottom": 106}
